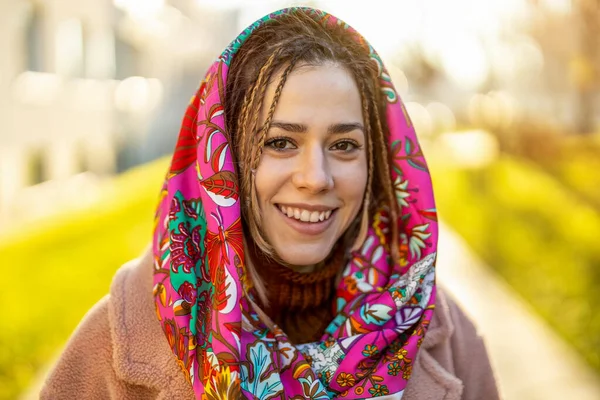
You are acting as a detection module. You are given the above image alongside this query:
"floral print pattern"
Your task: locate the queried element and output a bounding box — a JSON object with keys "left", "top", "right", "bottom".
{"left": 152, "top": 7, "right": 438, "bottom": 399}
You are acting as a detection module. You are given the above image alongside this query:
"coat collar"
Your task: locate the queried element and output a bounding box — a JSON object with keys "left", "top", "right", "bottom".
{"left": 107, "top": 249, "right": 462, "bottom": 399}
{"left": 107, "top": 247, "right": 195, "bottom": 398}
{"left": 423, "top": 285, "right": 455, "bottom": 350}
{"left": 404, "top": 286, "right": 464, "bottom": 400}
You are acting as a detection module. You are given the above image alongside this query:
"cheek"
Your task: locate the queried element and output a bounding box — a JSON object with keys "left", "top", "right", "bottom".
{"left": 253, "top": 157, "right": 291, "bottom": 204}
{"left": 333, "top": 158, "right": 368, "bottom": 207}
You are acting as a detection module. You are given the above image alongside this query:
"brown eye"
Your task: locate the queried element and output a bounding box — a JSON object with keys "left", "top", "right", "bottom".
{"left": 272, "top": 139, "right": 287, "bottom": 149}
{"left": 265, "top": 137, "right": 296, "bottom": 151}
{"left": 331, "top": 140, "right": 359, "bottom": 152}
{"left": 335, "top": 142, "right": 350, "bottom": 151}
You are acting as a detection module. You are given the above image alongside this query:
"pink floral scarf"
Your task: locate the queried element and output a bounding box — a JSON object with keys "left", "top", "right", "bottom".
{"left": 153, "top": 7, "right": 438, "bottom": 399}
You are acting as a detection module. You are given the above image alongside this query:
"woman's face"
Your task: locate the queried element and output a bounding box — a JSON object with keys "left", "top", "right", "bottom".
{"left": 254, "top": 63, "right": 368, "bottom": 268}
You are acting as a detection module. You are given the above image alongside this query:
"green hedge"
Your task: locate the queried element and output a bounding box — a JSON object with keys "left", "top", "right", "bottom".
{"left": 431, "top": 155, "right": 600, "bottom": 374}
{"left": 0, "top": 158, "right": 169, "bottom": 400}
{"left": 550, "top": 136, "right": 600, "bottom": 210}
{"left": 4, "top": 153, "right": 599, "bottom": 398}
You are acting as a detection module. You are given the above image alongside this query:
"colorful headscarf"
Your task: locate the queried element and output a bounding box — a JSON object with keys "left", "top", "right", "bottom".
{"left": 153, "top": 7, "right": 438, "bottom": 399}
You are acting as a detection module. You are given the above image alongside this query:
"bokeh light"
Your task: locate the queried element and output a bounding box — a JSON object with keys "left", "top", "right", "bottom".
{"left": 2, "top": 1, "right": 599, "bottom": 399}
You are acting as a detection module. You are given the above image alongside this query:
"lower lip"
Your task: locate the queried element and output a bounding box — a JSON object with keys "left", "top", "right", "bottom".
{"left": 276, "top": 206, "right": 337, "bottom": 236}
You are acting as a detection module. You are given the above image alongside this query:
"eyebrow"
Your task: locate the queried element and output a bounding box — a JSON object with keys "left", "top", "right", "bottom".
{"left": 269, "top": 121, "right": 364, "bottom": 134}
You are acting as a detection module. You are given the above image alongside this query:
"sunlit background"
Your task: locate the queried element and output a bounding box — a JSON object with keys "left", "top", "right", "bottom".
{"left": 1, "top": 0, "right": 599, "bottom": 399}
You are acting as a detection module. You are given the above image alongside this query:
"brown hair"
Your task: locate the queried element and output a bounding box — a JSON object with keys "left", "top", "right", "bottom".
{"left": 224, "top": 10, "right": 399, "bottom": 304}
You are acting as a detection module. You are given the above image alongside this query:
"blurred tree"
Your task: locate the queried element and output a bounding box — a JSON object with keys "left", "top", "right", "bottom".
{"left": 25, "top": 2, "right": 45, "bottom": 72}
{"left": 527, "top": 0, "right": 599, "bottom": 134}
{"left": 396, "top": 44, "right": 442, "bottom": 100}
{"left": 573, "top": 0, "right": 599, "bottom": 134}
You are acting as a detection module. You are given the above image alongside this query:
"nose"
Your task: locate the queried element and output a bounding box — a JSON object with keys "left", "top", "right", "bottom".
{"left": 292, "top": 145, "right": 334, "bottom": 193}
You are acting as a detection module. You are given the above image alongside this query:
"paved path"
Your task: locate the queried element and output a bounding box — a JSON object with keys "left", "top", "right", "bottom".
{"left": 21, "top": 223, "right": 600, "bottom": 399}
{"left": 437, "top": 222, "right": 600, "bottom": 400}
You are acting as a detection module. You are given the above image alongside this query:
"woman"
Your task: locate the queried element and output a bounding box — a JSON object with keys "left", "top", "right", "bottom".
{"left": 42, "top": 7, "right": 499, "bottom": 399}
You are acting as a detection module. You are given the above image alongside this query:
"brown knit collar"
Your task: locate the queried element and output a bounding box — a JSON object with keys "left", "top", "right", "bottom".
{"left": 251, "top": 244, "right": 344, "bottom": 300}
{"left": 247, "top": 243, "right": 346, "bottom": 342}
{"left": 262, "top": 248, "right": 343, "bottom": 284}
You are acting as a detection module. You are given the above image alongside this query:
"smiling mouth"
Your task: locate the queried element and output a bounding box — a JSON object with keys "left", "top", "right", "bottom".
{"left": 277, "top": 204, "right": 336, "bottom": 223}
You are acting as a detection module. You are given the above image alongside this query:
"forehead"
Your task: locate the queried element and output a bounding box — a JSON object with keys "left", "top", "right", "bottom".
{"left": 262, "top": 63, "right": 363, "bottom": 124}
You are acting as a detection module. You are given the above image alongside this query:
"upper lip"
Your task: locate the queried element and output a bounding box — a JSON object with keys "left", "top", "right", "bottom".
{"left": 276, "top": 203, "right": 337, "bottom": 212}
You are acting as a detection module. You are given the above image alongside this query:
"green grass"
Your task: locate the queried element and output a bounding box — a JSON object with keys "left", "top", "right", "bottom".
{"left": 3, "top": 151, "right": 599, "bottom": 398}
{"left": 552, "top": 137, "right": 600, "bottom": 209}
{"left": 431, "top": 155, "right": 600, "bottom": 374}
{"left": 0, "top": 158, "right": 169, "bottom": 400}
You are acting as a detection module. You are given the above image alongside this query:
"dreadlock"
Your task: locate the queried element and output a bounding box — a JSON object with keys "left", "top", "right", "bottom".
{"left": 224, "top": 10, "right": 400, "bottom": 305}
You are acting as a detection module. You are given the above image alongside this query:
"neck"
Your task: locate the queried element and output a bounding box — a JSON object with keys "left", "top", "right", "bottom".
{"left": 287, "top": 263, "right": 317, "bottom": 274}
{"left": 248, "top": 244, "right": 346, "bottom": 343}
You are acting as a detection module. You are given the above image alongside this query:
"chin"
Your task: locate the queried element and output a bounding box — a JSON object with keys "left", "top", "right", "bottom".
{"left": 274, "top": 245, "right": 332, "bottom": 268}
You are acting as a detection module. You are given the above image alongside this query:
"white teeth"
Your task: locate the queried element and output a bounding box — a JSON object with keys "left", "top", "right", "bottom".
{"left": 278, "top": 205, "right": 334, "bottom": 223}
{"left": 309, "top": 211, "right": 320, "bottom": 222}
{"left": 300, "top": 210, "right": 310, "bottom": 222}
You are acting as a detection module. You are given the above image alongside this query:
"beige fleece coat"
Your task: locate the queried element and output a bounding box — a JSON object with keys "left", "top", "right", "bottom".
{"left": 41, "top": 249, "right": 500, "bottom": 399}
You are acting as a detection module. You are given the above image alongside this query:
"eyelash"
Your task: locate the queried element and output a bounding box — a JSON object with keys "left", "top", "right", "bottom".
{"left": 265, "top": 136, "right": 297, "bottom": 151}
{"left": 264, "top": 136, "right": 362, "bottom": 153}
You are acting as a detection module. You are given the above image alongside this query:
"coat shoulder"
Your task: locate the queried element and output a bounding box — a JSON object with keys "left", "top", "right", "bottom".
{"left": 41, "top": 254, "right": 162, "bottom": 400}
{"left": 428, "top": 287, "right": 501, "bottom": 400}
{"left": 41, "top": 296, "right": 121, "bottom": 399}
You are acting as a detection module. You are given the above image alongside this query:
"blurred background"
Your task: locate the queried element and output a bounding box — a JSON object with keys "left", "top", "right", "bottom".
{"left": 1, "top": 0, "right": 598, "bottom": 399}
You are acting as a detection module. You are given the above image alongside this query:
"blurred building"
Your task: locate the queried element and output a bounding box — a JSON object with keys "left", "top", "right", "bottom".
{"left": 0, "top": 0, "right": 239, "bottom": 230}
{"left": 0, "top": 0, "right": 597, "bottom": 230}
